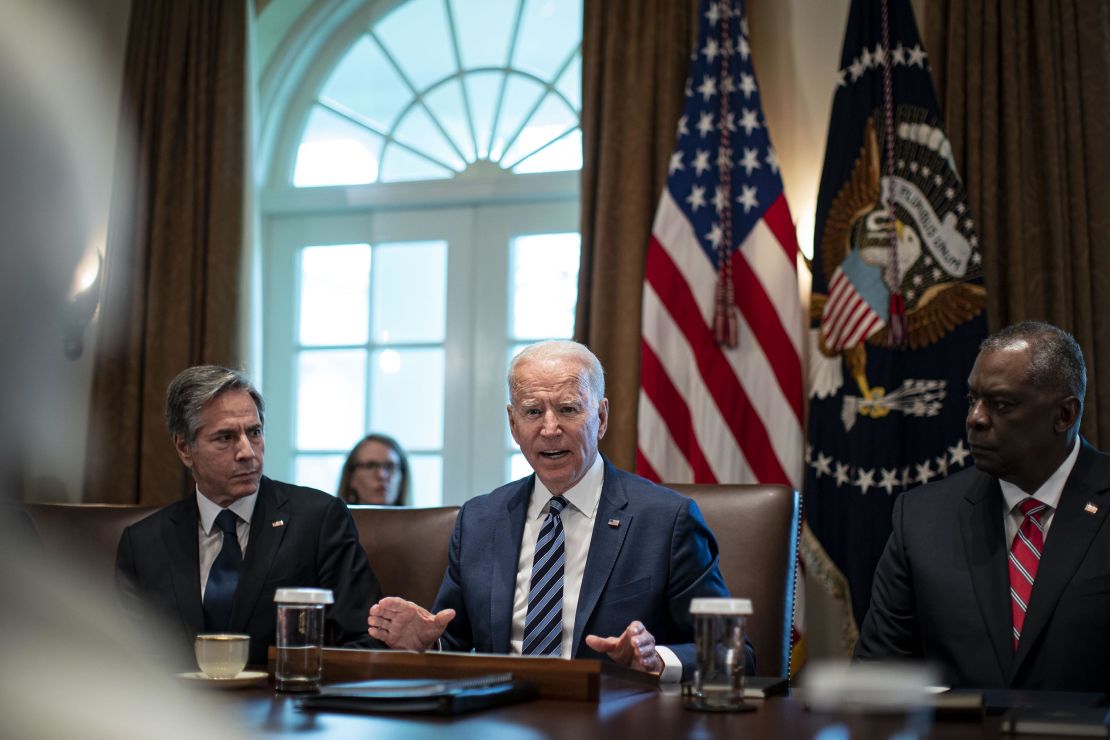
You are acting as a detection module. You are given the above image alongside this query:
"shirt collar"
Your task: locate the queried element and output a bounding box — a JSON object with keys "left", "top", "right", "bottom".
{"left": 196, "top": 487, "right": 259, "bottom": 535}
{"left": 1000, "top": 436, "right": 1081, "bottom": 512}
{"left": 529, "top": 454, "right": 604, "bottom": 521}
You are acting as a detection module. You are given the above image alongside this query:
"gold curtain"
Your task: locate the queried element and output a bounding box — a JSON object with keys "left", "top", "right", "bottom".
{"left": 925, "top": 0, "right": 1110, "bottom": 445}
{"left": 577, "top": 0, "right": 698, "bottom": 470}
{"left": 84, "top": 1, "right": 249, "bottom": 505}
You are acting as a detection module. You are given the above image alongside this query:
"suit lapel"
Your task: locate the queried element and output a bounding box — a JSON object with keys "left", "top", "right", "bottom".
{"left": 959, "top": 471, "right": 1012, "bottom": 680}
{"left": 490, "top": 477, "right": 530, "bottom": 653}
{"left": 230, "top": 478, "right": 288, "bottom": 632}
{"left": 572, "top": 461, "right": 632, "bottom": 655}
{"left": 167, "top": 498, "right": 204, "bottom": 634}
{"left": 1013, "top": 443, "right": 1110, "bottom": 676}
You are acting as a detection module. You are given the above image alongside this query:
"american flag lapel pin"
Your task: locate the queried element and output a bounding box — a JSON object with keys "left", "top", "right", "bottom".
{"left": 272, "top": 519, "right": 285, "bottom": 527}
{"left": 608, "top": 518, "right": 620, "bottom": 528}
{"left": 1084, "top": 502, "right": 1099, "bottom": 515}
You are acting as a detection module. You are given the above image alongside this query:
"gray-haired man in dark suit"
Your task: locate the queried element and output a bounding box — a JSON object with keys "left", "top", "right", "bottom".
{"left": 116, "top": 365, "right": 382, "bottom": 666}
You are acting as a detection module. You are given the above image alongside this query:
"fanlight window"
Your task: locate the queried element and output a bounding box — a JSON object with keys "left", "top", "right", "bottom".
{"left": 293, "top": 0, "right": 583, "bottom": 186}
{"left": 262, "top": 0, "right": 584, "bottom": 505}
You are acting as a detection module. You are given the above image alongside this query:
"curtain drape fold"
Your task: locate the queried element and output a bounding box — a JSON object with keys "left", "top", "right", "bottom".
{"left": 577, "top": 0, "right": 697, "bottom": 470}
{"left": 84, "top": 1, "right": 249, "bottom": 505}
{"left": 926, "top": 0, "right": 1110, "bottom": 445}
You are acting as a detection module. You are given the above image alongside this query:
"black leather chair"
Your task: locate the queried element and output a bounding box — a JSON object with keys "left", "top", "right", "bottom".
{"left": 671, "top": 484, "right": 801, "bottom": 678}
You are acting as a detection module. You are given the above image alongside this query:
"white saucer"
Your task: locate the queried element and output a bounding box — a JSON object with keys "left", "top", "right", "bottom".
{"left": 177, "top": 670, "right": 268, "bottom": 689}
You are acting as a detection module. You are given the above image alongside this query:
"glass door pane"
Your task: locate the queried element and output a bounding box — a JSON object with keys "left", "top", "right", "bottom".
{"left": 467, "top": 202, "right": 580, "bottom": 501}
{"left": 264, "top": 208, "right": 472, "bottom": 506}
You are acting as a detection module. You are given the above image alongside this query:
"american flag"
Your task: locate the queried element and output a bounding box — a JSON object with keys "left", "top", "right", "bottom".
{"left": 821, "top": 251, "right": 888, "bottom": 352}
{"left": 637, "top": 0, "right": 804, "bottom": 493}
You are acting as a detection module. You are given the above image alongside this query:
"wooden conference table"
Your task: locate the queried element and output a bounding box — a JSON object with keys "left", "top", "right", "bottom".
{"left": 226, "top": 686, "right": 1015, "bottom": 739}
{"left": 198, "top": 650, "right": 1031, "bottom": 738}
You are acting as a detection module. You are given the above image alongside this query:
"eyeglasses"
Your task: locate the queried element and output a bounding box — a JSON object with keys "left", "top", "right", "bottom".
{"left": 350, "top": 461, "right": 398, "bottom": 474}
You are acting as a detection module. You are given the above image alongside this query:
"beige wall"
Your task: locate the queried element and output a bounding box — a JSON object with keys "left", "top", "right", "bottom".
{"left": 751, "top": 0, "right": 926, "bottom": 262}
{"left": 750, "top": 0, "right": 848, "bottom": 263}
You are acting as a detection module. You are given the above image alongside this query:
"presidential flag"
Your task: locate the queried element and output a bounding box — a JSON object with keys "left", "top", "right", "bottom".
{"left": 636, "top": 0, "right": 805, "bottom": 666}
{"left": 804, "top": 0, "right": 988, "bottom": 628}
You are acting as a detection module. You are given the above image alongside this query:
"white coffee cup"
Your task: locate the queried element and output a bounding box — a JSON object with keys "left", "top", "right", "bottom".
{"left": 194, "top": 634, "right": 250, "bottom": 679}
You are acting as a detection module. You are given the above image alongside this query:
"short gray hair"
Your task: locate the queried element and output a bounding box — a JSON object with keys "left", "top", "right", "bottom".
{"left": 508, "top": 340, "right": 605, "bottom": 407}
{"left": 981, "top": 320, "right": 1087, "bottom": 417}
{"left": 164, "top": 365, "right": 264, "bottom": 444}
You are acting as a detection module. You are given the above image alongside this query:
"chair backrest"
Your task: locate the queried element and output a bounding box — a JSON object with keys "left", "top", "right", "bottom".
{"left": 21, "top": 492, "right": 798, "bottom": 675}
{"left": 669, "top": 484, "right": 801, "bottom": 678}
{"left": 22, "top": 503, "right": 160, "bottom": 594}
{"left": 348, "top": 505, "right": 459, "bottom": 609}
{"left": 20, "top": 502, "right": 461, "bottom": 614}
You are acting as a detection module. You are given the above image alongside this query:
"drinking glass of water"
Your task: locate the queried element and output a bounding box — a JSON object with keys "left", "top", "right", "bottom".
{"left": 686, "top": 597, "right": 753, "bottom": 712}
{"left": 273, "top": 587, "right": 333, "bottom": 692}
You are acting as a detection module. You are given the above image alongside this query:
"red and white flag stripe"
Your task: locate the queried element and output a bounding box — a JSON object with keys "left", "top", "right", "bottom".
{"left": 821, "top": 266, "right": 885, "bottom": 351}
{"left": 638, "top": 189, "right": 804, "bottom": 490}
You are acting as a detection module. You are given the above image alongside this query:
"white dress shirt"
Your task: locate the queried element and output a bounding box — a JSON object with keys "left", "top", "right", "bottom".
{"left": 999, "top": 436, "right": 1080, "bottom": 546}
{"left": 509, "top": 455, "right": 603, "bottom": 657}
{"left": 507, "top": 456, "right": 682, "bottom": 681}
{"left": 196, "top": 489, "right": 257, "bottom": 600}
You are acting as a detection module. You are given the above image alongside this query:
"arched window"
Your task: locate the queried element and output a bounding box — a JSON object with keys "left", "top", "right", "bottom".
{"left": 256, "top": 0, "right": 582, "bottom": 505}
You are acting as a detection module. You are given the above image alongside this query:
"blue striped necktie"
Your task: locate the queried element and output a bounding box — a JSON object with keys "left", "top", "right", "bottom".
{"left": 522, "top": 496, "right": 568, "bottom": 656}
{"left": 203, "top": 509, "right": 242, "bottom": 631}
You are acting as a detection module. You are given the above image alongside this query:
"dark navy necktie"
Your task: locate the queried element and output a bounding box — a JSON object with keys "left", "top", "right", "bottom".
{"left": 203, "top": 509, "right": 242, "bottom": 631}
{"left": 522, "top": 496, "right": 567, "bottom": 656}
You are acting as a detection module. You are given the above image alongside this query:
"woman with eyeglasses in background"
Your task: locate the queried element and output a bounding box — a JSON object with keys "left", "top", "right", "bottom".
{"left": 338, "top": 433, "right": 409, "bottom": 506}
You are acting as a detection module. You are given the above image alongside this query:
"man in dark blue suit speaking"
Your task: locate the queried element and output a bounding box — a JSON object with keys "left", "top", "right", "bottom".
{"left": 368, "top": 341, "right": 745, "bottom": 681}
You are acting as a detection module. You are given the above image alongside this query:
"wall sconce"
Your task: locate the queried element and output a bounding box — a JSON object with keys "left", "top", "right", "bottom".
{"left": 63, "top": 248, "right": 102, "bottom": 361}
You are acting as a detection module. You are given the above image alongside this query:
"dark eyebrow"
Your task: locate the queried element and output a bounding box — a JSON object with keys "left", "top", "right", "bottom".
{"left": 972, "top": 389, "right": 1018, "bottom": 404}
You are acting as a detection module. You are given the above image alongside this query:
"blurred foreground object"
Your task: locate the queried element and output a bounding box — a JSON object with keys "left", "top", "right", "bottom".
{"left": 0, "top": 1, "right": 247, "bottom": 737}
{"left": 803, "top": 660, "right": 939, "bottom": 740}
{"left": 803, "top": 659, "right": 940, "bottom": 714}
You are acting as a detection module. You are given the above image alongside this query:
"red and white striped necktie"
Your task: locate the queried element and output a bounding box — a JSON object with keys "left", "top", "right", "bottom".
{"left": 1009, "top": 497, "right": 1048, "bottom": 650}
